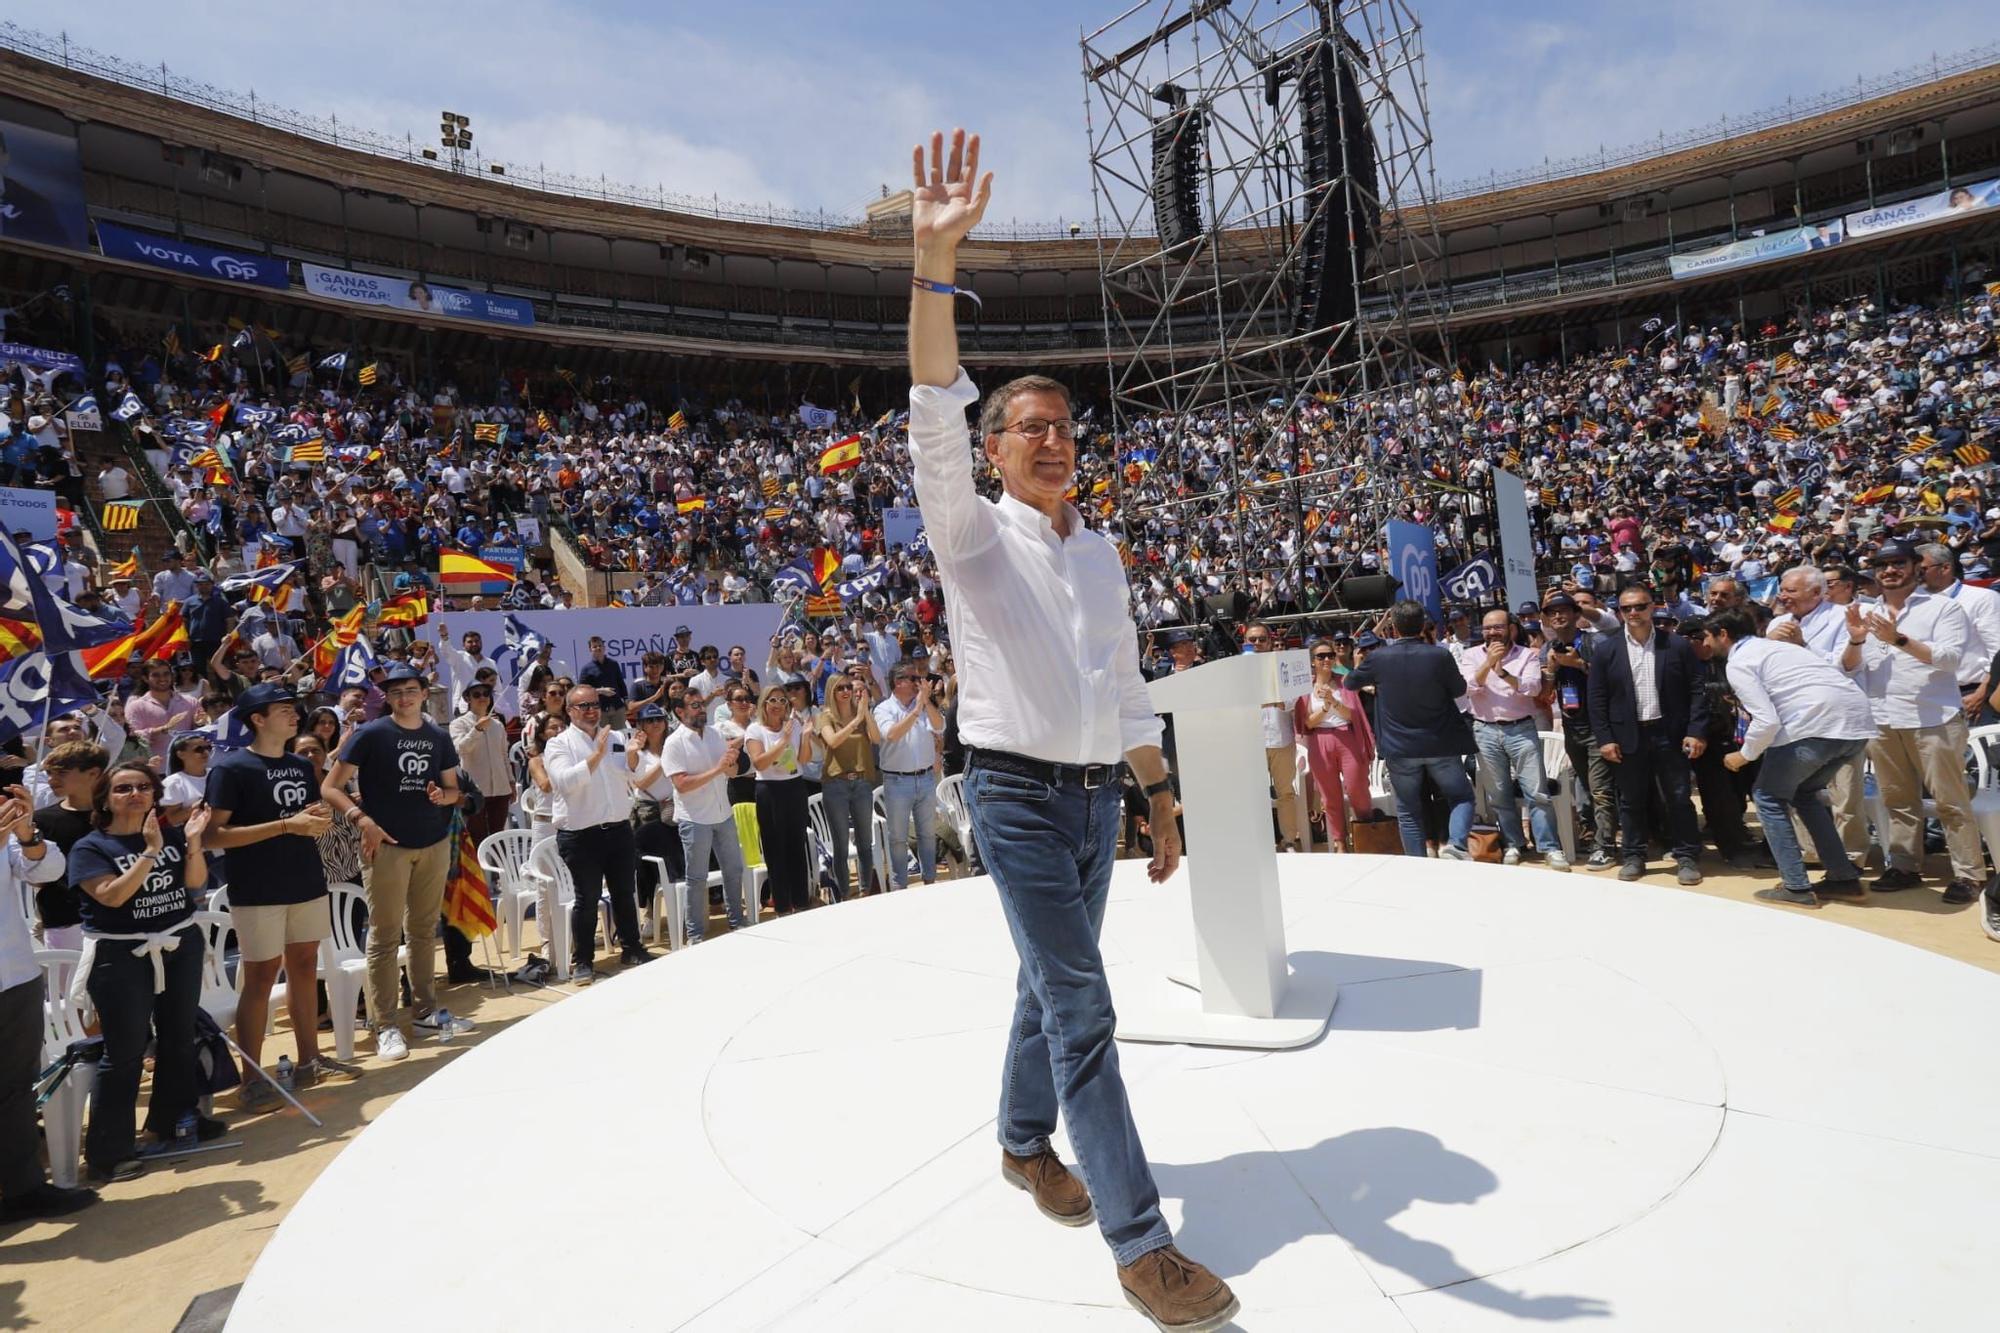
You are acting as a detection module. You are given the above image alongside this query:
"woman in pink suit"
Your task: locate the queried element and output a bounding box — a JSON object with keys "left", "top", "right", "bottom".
{"left": 1294, "top": 639, "right": 1376, "bottom": 851}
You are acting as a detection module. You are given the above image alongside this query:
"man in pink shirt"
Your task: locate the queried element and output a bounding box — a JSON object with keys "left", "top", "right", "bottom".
{"left": 1458, "top": 608, "right": 1568, "bottom": 869}
{"left": 122, "top": 659, "right": 201, "bottom": 767}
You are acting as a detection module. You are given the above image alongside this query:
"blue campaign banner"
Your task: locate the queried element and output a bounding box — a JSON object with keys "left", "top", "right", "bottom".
{"left": 0, "top": 117, "right": 88, "bottom": 251}
{"left": 1385, "top": 520, "right": 1442, "bottom": 625}
{"left": 470, "top": 543, "right": 525, "bottom": 596}
{"left": 95, "top": 222, "right": 290, "bottom": 289}
{"left": 301, "top": 262, "right": 535, "bottom": 327}
{"left": 417, "top": 605, "right": 787, "bottom": 702}
{"left": 0, "top": 341, "right": 83, "bottom": 373}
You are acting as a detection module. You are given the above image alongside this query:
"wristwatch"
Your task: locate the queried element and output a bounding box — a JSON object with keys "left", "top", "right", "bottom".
{"left": 1894, "top": 634, "right": 1910, "bottom": 648}
{"left": 1142, "top": 778, "right": 1174, "bottom": 801}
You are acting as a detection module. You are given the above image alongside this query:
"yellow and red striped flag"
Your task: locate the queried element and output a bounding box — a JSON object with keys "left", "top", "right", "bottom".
{"left": 0, "top": 617, "right": 40, "bottom": 664}
{"left": 818, "top": 435, "right": 863, "bottom": 474}
{"left": 439, "top": 551, "right": 517, "bottom": 587}
{"left": 107, "top": 550, "right": 142, "bottom": 579}
{"left": 1767, "top": 425, "right": 1799, "bottom": 443}
{"left": 443, "top": 826, "right": 498, "bottom": 938}
{"left": 101, "top": 500, "right": 143, "bottom": 532}
{"left": 376, "top": 591, "right": 430, "bottom": 628}
{"left": 1956, "top": 443, "right": 1992, "bottom": 468}
{"left": 676, "top": 497, "right": 709, "bottom": 514}
{"left": 312, "top": 603, "right": 368, "bottom": 678}
{"left": 82, "top": 603, "right": 188, "bottom": 679}
{"left": 1773, "top": 487, "right": 1802, "bottom": 512}
{"left": 667, "top": 409, "right": 687, "bottom": 431}
{"left": 1855, "top": 484, "right": 1897, "bottom": 505}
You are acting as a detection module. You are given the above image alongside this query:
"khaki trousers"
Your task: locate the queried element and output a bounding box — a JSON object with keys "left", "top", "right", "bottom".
{"left": 364, "top": 837, "right": 453, "bottom": 1033}
{"left": 1869, "top": 719, "right": 1983, "bottom": 882}
{"left": 1266, "top": 746, "right": 1303, "bottom": 849}
{"left": 1823, "top": 752, "right": 1872, "bottom": 860}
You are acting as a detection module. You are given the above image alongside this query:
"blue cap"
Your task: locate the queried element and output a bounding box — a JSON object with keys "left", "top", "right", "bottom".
{"left": 1354, "top": 632, "right": 1384, "bottom": 650}
{"left": 233, "top": 682, "right": 299, "bottom": 721}
{"left": 635, "top": 703, "right": 669, "bottom": 721}
{"left": 379, "top": 663, "right": 426, "bottom": 685}
{"left": 1161, "top": 628, "right": 1193, "bottom": 646}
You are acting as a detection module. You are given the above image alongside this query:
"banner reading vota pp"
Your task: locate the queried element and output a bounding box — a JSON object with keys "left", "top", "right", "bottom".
{"left": 300, "top": 262, "right": 536, "bottom": 327}
{"left": 0, "top": 117, "right": 88, "bottom": 251}
{"left": 417, "top": 604, "right": 787, "bottom": 702}
{"left": 1845, "top": 177, "right": 2000, "bottom": 241}
{"left": 1667, "top": 222, "right": 1845, "bottom": 281}
{"left": 96, "top": 221, "right": 290, "bottom": 289}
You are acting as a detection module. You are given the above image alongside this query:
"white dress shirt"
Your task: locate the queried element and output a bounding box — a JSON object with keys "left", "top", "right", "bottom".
{"left": 1938, "top": 581, "right": 2000, "bottom": 686}
{"left": 873, "top": 693, "right": 938, "bottom": 773}
{"left": 543, "top": 722, "right": 636, "bottom": 830}
{"left": 1767, "top": 598, "right": 1848, "bottom": 658}
{"left": 659, "top": 723, "right": 731, "bottom": 825}
{"left": 438, "top": 644, "right": 506, "bottom": 715}
{"left": 1844, "top": 591, "right": 1971, "bottom": 730}
{"left": 1624, "top": 629, "right": 1662, "bottom": 722}
{"left": 1724, "top": 638, "right": 1877, "bottom": 761}
{"left": 907, "top": 371, "right": 1162, "bottom": 766}
{"left": 0, "top": 835, "right": 68, "bottom": 991}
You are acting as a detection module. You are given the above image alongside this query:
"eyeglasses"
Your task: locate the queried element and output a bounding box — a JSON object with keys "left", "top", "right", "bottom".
{"left": 109, "top": 783, "right": 152, "bottom": 795}
{"left": 181, "top": 744, "right": 213, "bottom": 754}
{"left": 1619, "top": 604, "right": 1653, "bottom": 615}
{"left": 1312, "top": 652, "right": 1337, "bottom": 660}
{"left": 1001, "top": 419, "right": 1079, "bottom": 441}
{"left": 570, "top": 702, "right": 601, "bottom": 712}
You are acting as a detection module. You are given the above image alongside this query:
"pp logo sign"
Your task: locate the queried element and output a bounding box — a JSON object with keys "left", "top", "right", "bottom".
{"left": 1394, "top": 543, "right": 1434, "bottom": 606}
{"left": 397, "top": 750, "right": 430, "bottom": 778}
{"left": 272, "top": 778, "right": 312, "bottom": 811}
{"left": 211, "top": 256, "right": 262, "bottom": 282}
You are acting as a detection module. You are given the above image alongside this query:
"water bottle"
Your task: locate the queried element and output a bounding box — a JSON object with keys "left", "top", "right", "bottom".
{"left": 435, "top": 1008, "right": 455, "bottom": 1043}
{"left": 174, "top": 1110, "right": 197, "bottom": 1144}
{"left": 276, "top": 1055, "right": 293, "bottom": 1088}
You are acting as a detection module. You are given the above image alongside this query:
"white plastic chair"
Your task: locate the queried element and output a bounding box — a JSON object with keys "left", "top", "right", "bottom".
{"left": 319, "top": 883, "right": 376, "bottom": 1060}
{"left": 805, "top": 793, "right": 836, "bottom": 902}
{"left": 1291, "top": 745, "right": 1315, "bottom": 852}
{"left": 1966, "top": 724, "right": 2000, "bottom": 872}
{"left": 207, "top": 885, "right": 231, "bottom": 915}
{"left": 935, "top": 773, "right": 978, "bottom": 873}
{"left": 477, "top": 829, "right": 545, "bottom": 961}
{"left": 523, "top": 840, "right": 576, "bottom": 981}
{"left": 1368, "top": 756, "right": 1397, "bottom": 817}
{"left": 36, "top": 948, "right": 93, "bottom": 1189}
{"left": 193, "top": 910, "right": 242, "bottom": 1032}
{"left": 1539, "top": 729, "right": 1579, "bottom": 863}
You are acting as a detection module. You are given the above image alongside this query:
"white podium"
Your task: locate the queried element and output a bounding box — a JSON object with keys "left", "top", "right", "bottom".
{"left": 1115, "top": 650, "right": 1342, "bottom": 1049}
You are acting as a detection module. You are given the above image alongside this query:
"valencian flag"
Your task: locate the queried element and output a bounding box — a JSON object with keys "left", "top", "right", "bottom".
{"left": 1773, "top": 487, "right": 1802, "bottom": 512}
{"left": 288, "top": 438, "right": 327, "bottom": 464}
{"left": 107, "top": 550, "right": 141, "bottom": 579}
{"left": 358, "top": 363, "right": 379, "bottom": 387}
{"left": 376, "top": 590, "right": 431, "bottom": 628}
{"left": 311, "top": 603, "right": 369, "bottom": 678}
{"left": 805, "top": 592, "right": 844, "bottom": 618}
{"left": 818, "top": 435, "right": 863, "bottom": 474}
{"left": 440, "top": 551, "right": 517, "bottom": 587}
{"left": 0, "top": 617, "right": 40, "bottom": 663}
{"left": 82, "top": 602, "right": 188, "bottom": 679}
{"left": 536, "top": 411, "right": 554, "bottom": 433}
{"left": 443, "top": 820, "right": 498, "bottom": 939}
{"left": 101, "top": 500, "right": 143, "bottom": 532}
{"left": 1810, "top": 410, "right": 1841, "bottom": 431}
{"left": 667, "top": 410, "right": 687, "bottom": 431}
{"left": 1956, "top": 443, "right": 1992, "bottom": 468}
{"left": 285, "top": 352, "right": 309, "bottom": 377}
{"left": 1766, "top": 425, "right": 1799, "bottom": 443}
{"left": 1774, "top": 352, "right": 1800, "bottom": 373}
{"left": 472, "top": 422, "right": 501, "bottom": 444}
{"left": 761, "top": 475, "right": 782, "bottom": 499}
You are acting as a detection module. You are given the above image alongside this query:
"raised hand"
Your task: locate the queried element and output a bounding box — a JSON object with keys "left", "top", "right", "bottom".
{"left": 911, "top": 129, "right": 993, "bottom": 256}
{"left": 0, "top": 795, "right": 31, "bottom": 844}
{"left": 185, "top": 803, "right": 211, "bottom": 845}
{"left": 141, "top": 808, "right": 165, "bottom": 855}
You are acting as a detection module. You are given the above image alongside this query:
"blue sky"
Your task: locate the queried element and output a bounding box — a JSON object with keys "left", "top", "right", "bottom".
{"left": 59, "top": 1, "right": 1996, "bottom": 223}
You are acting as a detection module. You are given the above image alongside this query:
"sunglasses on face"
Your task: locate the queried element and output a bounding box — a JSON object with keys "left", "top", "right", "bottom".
{"left": 1619, "top": 604, "right": 1653, "bottom": 614}
{"left": 570, "top": 702, "right": 601, "bottom": 711}
{"left": 110, "top": 783, "right": 153, "bottom": 796}
{"left": 1312, "top": 652, "right": 1336, "bottom": 660}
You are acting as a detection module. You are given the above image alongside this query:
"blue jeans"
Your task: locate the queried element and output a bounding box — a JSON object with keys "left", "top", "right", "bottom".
{"left": 1473, "top": 718, "right": 1559, "bottom": 852}
{"left": 880, "top": 770, "right": 938, "bottom": 890}
{"left": 1385, "top": 755, "right": 1477, "bottom": 857}
{"left": 1753, "top": 737, "right": 1867, "bottom": 890}
{"left": 820, "top": 775, "right": 876, "bottom": 901}
{"left": 965, "top": 765, "right": 1172, "bottom": 1267}
{"left": 676, "top": 817, "right": 746, "bottom": 941}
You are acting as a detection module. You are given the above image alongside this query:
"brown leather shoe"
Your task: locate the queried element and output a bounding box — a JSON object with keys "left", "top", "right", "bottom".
{"left": 999, "top": 1147, "right": 1094, "bottom": 1226}
{"left": 1118, "top": 1245, "right": 1240, "bottom": 1331}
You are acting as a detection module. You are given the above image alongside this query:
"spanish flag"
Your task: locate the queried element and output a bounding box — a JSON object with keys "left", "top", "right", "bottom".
{"left": 442, "top": 825, "right": 498, "bottom": 939}
{"left": 809, "top": 547, "right": 841, "bottom": 591}
{"left": 0, "top": 617, "right": 40, "bottom": 664}
{"left": 376, "top": 591, "right": 430, "bottom": 628}
{"left": 1855, "top": 484, "right": 1897, "bottom": 505}
{"left": 676, "top": 497, "right": 709, "bottom": 514}
{"left": 203, "top": 343, "right": 225, "bottom": 363}
{"left": 1765, "top": 513, "right": 1799, "bottom": 534}
{"left": 82, "top": 603, "right": 188, "bottom": 679}
{"left": 439, "top": 550, "right": 517, "bottom": 586}
{"left": 818, "top": 435, "right": 863, "bottom": 474}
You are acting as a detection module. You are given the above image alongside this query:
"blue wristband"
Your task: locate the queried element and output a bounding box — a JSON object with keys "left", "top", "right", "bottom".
{"left": 911, "top": 276, "right": 982, "bottom": 308}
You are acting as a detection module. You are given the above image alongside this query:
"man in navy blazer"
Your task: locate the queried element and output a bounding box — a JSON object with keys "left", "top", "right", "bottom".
{"left": 1586, "top": 584, "right": 1710, "bottom": 883}
{"left": 1344, "top": 600, "right": 1477, "bottom": 858}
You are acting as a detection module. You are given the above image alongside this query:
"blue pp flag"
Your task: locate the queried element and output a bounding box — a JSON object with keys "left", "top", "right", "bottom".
{"left": 0, "top": 650, "right": 100, "bottom": 746}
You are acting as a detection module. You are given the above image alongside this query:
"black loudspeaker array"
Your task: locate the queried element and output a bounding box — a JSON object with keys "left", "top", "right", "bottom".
{"left": 1335, "top": 573, "right": 1401, "bottom": 610}
{"left": 1150, "top": 104, "right": 1207, "bottom": 252}
{"left": 1292, "top": 43, "right": 1380, "bottom": 338}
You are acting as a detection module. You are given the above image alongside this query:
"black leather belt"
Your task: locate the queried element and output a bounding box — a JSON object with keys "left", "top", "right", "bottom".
{"left": 967, "top": 747, "right": 1119, "bottom": 790}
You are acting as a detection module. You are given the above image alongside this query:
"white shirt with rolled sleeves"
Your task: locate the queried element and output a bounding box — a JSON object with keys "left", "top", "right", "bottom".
{"left": 659, "top": 723, "right": 731, "bottom": 825}
{"left": 1938, "top": 581, "right": 2000, "bottom": 687}
{"left": 873, "top": 693, "right": 938, "bottom": 773}
{"left": 0, "top": 834, "right": 67, "bottom": 990}
{"left": 1766, "top": 599, "right": 1848, "bottom": 658}
{"left": 906, "top": 370, "right": 1162, "bottom": 766}
{"left": 542, "top": 723, "right": 636, "bottom": 831}
{"left": 1724, "top": 638, "right": 1877, "bottom": 762}
{"left": 1844, "top": 591, "right": 1972, "bottom": 730}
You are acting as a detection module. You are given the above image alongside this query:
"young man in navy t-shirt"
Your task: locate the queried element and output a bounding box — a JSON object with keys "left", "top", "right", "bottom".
{"left": 203, "top": 683, "right": 335, "bottom": 1102}
{"left": 321, "top": 665, "right": 461, "bottom": 1063}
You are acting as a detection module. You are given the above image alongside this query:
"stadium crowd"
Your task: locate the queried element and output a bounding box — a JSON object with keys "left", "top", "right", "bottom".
{"left": 5, "top": 273, "right": 2000, "bottom": 1224}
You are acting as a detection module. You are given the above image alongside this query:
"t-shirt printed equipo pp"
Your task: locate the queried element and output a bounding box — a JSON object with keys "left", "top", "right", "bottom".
{"left": 337, "top": 716, "right": 460, "bottom": 850}
{"left": 68, "top": 827, "right": 198, "bottom": 936}
{"left": 204, "top": 749, "right": 330, "bottom": 906}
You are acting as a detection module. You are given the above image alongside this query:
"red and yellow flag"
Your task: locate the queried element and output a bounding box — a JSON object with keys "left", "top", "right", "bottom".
{"left": 676, "top": 497, "right": 709, "bottom": 514}
{"left": 818, "top": 435, "right": 863, "bottom": 474}
{"left": 443, "top": 826, "right": 498, "bottom": 939}
{"left": 809, "top": 547, "right": 841, "bottom": 591}
{"left": 376, "top": 591, "right": 430, "bottom": 628}
{"left": 439, "top": 551, "right": 517, "bottom": 586}
{"left": 0, "top": 617, "right": 41, "bottom": 664}
{"left": 82, "top": 603, "right": 187, "bottom": 679}
{"left": 312, "top": 603, "right": 368, "bottom": 678}
{"left": 107, "top": 550, "right": 142, "bottom": 580}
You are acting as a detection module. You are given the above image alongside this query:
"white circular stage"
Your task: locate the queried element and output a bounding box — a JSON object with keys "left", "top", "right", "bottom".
{"left": 230, "top": 856, "right": 2000, "bottom": 1331}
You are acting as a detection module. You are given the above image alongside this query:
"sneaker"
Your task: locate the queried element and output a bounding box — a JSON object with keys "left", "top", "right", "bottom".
{"left": 1437, "top": 844, "right": 1471, "bottom": 862}
{"left": 1941, "top": 879, "right": 1982, "bottom": 906}
{"left": 1874, "top": 868, "right": 1922, "bottom": 892}
{"left": 1983, "top": 890, "right": 2000, "bottom": 943}
{"left": 1618, "top": 858, "right": 1645, "bottom": 881}
{"left": 1584, "top": 849, "right": 1617, "bottom": 871}
{"left": 1754, "top": 885, "right": 1820, "bottom": 909}
{"left": 84, "top": 1158, "right": 144, "bottom": 1185}
{"left": 1117, "top": 1246, "right": 1240, "bottom": 1333}
{"left": 1544, "top": 849, "right": 1572, "bottom": 873}
{"left": 571, "top": 965, "right": 597, "bottom": 988}
{"left": 290, "top": 1059, "right": 322, "bottom": 1091}
{"left": 999, "top": 1148, "right": 1094, "bottom": 1227}
{"left": 1676, "top": 859, "right": 1704, "bottom": 887}
{"left": 374, "top": 1028, "right": 408, "bottom": 1063}
{"left": 1501, "top": 847, "right": 1522, "bottom": 867}
{"left": 238, "top": 1079, "right": 283, "bottom": 1113}
{"left": 618, "top": 946, "right": 658, "bottom": 967}
{"left": 0, "top": 1183, "right": 98, "bottom": 1222}
{"left": 414, "top": 1008, "right": 477, "bottom": 1035}
{"left": 1814, "top": 875, "right": 1866, "bottom": 901}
